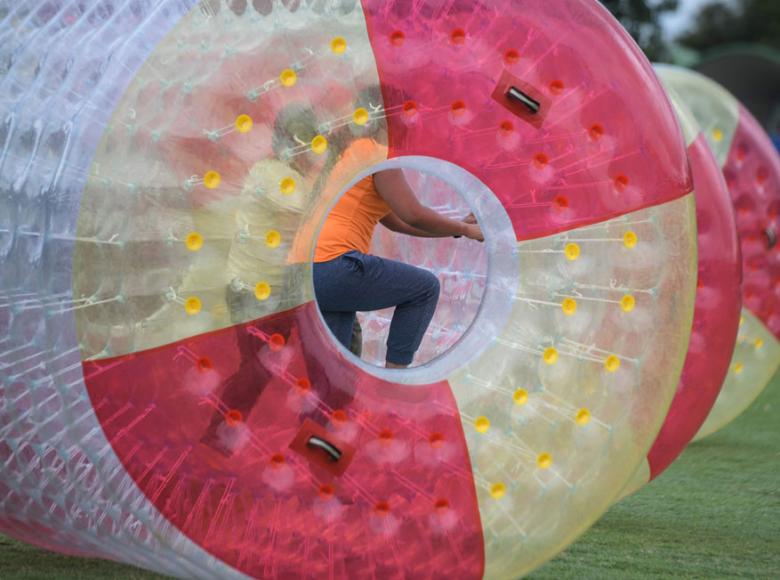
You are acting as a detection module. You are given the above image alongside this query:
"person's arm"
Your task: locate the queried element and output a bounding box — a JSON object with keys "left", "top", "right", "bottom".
{"left": 380, "top": 212, "right": 457, "bottom": 238}
{"left": 373, "top": 169, "right": 483, "bottom": 241}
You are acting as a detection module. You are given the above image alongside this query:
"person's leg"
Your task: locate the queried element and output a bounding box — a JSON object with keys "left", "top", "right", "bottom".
{"left": 314, "top": 252, "right": 440, "bottom": 367}
{"left": 201, "top": 285, "right": 274, "bottom": 453}
{"left": 319, "top": 309, "right": 357, "bottom": 352}
{"left": 379, "top": 261, "right": 440, "bottom": 367}
{"left": 349, "top": 316, "right": 363, "bottom": 358}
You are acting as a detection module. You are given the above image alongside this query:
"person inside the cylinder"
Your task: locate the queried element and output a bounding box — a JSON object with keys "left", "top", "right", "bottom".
{"left": 313, "top": 169, "right": 484, "bottom": 369}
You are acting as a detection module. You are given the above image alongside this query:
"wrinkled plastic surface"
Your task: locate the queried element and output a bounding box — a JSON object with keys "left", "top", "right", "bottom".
{"left": 1, "top": 2, "right": 696, "bottom": 579}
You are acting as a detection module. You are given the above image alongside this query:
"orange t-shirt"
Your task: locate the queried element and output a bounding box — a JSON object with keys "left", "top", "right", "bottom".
{"left": 314, "top": 174, "right": 391, "bottom": 262}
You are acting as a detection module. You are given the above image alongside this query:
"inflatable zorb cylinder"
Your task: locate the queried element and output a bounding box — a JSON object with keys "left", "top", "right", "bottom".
{"left": 1, "top": 2, "right": 696, "bottom": 578}
{"left": 656, "top": 66, "right": 780, "bottom": 440}
{"left": 620, "top": 88, "right": 741, "bottom": 494}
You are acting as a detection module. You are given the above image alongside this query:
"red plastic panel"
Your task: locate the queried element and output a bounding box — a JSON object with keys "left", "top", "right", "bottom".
{"left": 646, "top": 134, "right": 742, "bottom": 479}
{"left": 82, "top": 302, "right": 484, "bottom": 578}
{"left": 725, "top": 105, "right": 780, "bottom": 338}
{"left": 359, "top": 0, "right": 692, "bottom": 241}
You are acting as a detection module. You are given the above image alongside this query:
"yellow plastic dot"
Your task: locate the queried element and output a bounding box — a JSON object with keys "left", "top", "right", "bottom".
{"left": 754, "top": 338, "right": 764, "bottom": 349}
{"left": 235, "top": 114, "right": 253, "bottom": 133}
{"left": 265, "top": 230, "right": 281, "bottom": 249}
{"left": 311, "top": 135, "right": 328, "bottom": 155}
{"left": 280, "top": 177, "right": 296, "bottom": 195}
{"left": 575, "top": 408, "right": 591, "bottom": 425}
{"left": 185, "top": 232, "right": 203, "bottom": 252}
{"left": 474, "top": 416, "right": 490, "bottom": 433}
{"left": 279, "top": 68, "right": 297, "bottom": 87}
{"left": 203, "top": 170, "right": 221, "bottom": 190}
{"left": 604, "top": 355, "right": 621, "bottom": 373}
{"left": 537, "top": 453, "right": 552, "bottom": 469}
{"left": 564, "top": 242, "right": 580, "bottom": 261}
{"left": 561, "top": 297, "right": 577, "bottom": 316}
{"left": 543, "top": 347, "right": 558, "bottom": 365}
{"left": 331, "top": 36, "right": 347, "bottom": 54}
{"left": 353, "top": 107, "right": 370, "bottom": 126}
{"left": 733, "top": 362, "right": 744, "bottom": 374}
{"left": 489, "top": 482, "right": 506, "bottom": 500}
{"left": 513, "top": 388, "right": 529, "bottom": 406}
{"left": 712, "top": 128, "right": 723, "bottom": 142}
{"left": 184, "top": 297, "right": 202, "bottom": 315}
{"left": 254, "top": 282, "right": 271, "bottom": 302}
{"left": 623, "top": 230, "right": 638, "bottom": 249}
{"left": 620, "top": 294, "right": 636, "bottom": 313}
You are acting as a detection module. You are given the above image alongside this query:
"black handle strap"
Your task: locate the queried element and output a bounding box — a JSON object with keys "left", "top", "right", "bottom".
{"left": 506, "top": 86, "right": 541, "bottom": 115}
{"left": 306, "top": 436, "right": 342, "bottom": 463}
{"left": 765, "top": 227, "right": 777, "bottom": 250}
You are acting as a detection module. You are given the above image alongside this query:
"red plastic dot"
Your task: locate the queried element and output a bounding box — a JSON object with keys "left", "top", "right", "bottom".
{"left": 451, "top": 100, "right": 466, "bottom": 115}
{"left": 429, "top": 432, "right": 444, "bottom": 448}
{"left": 269, "top": 333, "right": 286, "bottom": 351}
{"left": 614, "top": 174, "right": 629, "bottom": 190}
{"left": 757, "top": 167, "right": 768, "bottom": 184}
{"left": 196, "top": 357, "right": 212, "bottom": 372}
{"left": 504, "top": 48, "right": 520, "bottom": 64}
{"left": 450, "top": 28, "right": 466, "bottom": 44}
{"left": 332, "top": 409, "right": 347, "bottom": 424}
{"left": 319, "top": 484, "right": 334, "bottom": 499}
{"left": 533, "top": 152, "right": 549, "bottom": 167}
{"left": 736, "top": 143, "right": 748, "bottom": 161}
{"left": 374, "top": 501, "right": 390, "bottom": 515}
{"left": 402, "top": 100, "right": 418, "bottom": 117}
{"left": 500, "top": 120, "right": 514, "bottom": 134}
{"left": 390, "top": 30, "right": 405, "bottom": 46}
{"left": 270, "top": 453, "right": 286, "bottom": 466}
{"left": 225, "top": 409, "right": 243, "bottom": 427}
{"left": 554, "top": 195, "right": 569, "bottom": 210}
{"left": 296, "top": 377, "right": 311, "bottom": 391}
{"left": 435, "top": 498, "right": 450, "bottom": 511}
{"left": 379, "top": 429, "right": 394, "bottom": 441}
{"left": 549, "top": 80, "right": 564, "bottom": 94}
{"left": 589, "top": 123, "right": 604, "bottom": 141}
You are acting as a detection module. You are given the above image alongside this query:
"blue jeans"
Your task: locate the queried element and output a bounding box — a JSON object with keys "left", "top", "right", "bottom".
{"left": 313, "top": 251, "right": 441, "bottom": 365}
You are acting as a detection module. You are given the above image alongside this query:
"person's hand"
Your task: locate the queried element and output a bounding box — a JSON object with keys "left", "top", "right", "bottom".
{"left": 464, "top": 223, "right": 484, "bottom": 242}
{"left": 462, "top": 212, "right": 478, "bottom": 225}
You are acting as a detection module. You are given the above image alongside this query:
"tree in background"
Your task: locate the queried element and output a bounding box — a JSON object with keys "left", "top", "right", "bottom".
{"left": 679, "top": 0, "right": 780, "bottom": 52}
{"left": 601, "top": 0, "right": 680, "bottom": 61}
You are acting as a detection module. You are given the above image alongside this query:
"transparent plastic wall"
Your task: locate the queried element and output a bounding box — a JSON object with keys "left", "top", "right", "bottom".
{"left": 1, "top": 2, "right": 697, "bottom": 579}
{"left": 656, "top": 66, "right": 780, "bottom": 440}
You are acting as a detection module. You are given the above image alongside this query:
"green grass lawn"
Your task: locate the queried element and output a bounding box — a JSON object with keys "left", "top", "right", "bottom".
{"left": 2, "top": 372, "right": 778, "bottom": 579}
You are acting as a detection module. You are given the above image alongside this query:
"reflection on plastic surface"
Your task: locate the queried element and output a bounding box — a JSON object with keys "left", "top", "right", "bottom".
{"left": 0, "top": 1, "right": 697, "bottom": 579}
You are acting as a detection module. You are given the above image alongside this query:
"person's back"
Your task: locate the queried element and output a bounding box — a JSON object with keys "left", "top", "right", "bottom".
{"left": 315, "top": 175, "right": 390, "bottom": 263}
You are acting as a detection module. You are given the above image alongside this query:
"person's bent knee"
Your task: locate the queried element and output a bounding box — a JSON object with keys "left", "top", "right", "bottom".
{"left": 424, "top": 270, "right": 441, "bottom": 301}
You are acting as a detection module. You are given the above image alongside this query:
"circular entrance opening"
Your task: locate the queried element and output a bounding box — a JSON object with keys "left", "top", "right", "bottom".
{"left": 310, "top": 156, "right": 519, "bottom": 385}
